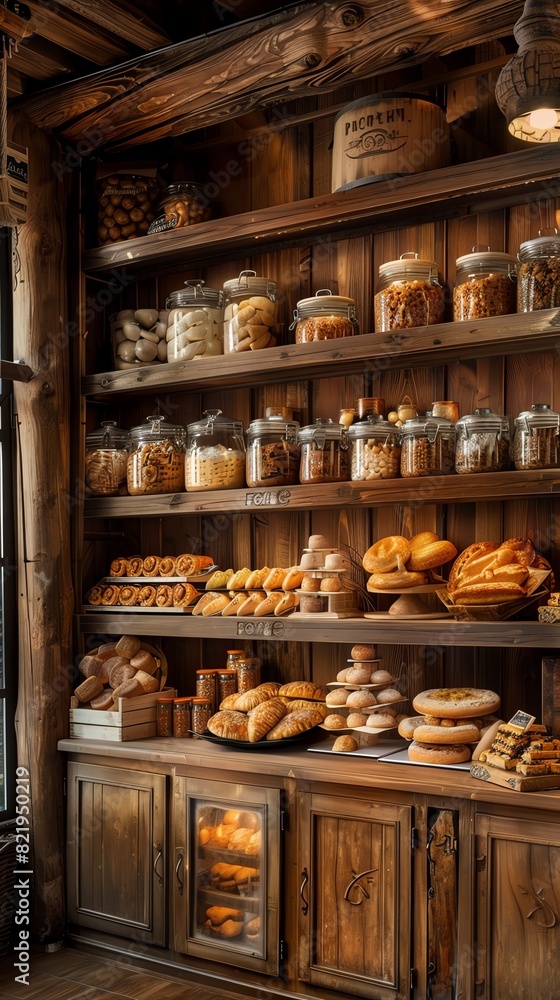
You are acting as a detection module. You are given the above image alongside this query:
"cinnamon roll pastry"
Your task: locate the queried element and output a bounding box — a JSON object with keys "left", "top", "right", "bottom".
{"left": 176, "top": 553, "right": 214, "bottom": 576}
{"left": 156, "top": 584, "right": 173, "bottom": 607}
{"left": 159, "top": 556, "right": 177, "bottom": 578}
{"left": 126, "top": 556, "right": 144, "bottom": 577}
{"left": 172, "top": 582, "right": 199, "bottom": 607}
{"left": 86, "top": 585, "right": 106, "bottom": 606}
{"left": 138, "top": 585, "right": 157, "bottom": 607}
{"left": 119, "top": 585, "right": 139, "bottom": 606}
{"left": 109, "top": 558, "right": 128, "bottom": 578}
{"left": 101, "top": 585, "right": 120, "bottom": 606}
{"left": 142, "top": 555, "right": 162, "bottom": 577}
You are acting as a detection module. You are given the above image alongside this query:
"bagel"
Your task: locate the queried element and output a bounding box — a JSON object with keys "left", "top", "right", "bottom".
{"left": 367, "top": 569, "right": 428, "bottom": 590}
{"left": 407, "top": 741, "right": 472, "bottom": 764}
{"left": 407, "top": 539, "right": 457, "bottom": 571}
{"left": 363, "top": 535, "right": 411, "bottom": 573}
{"left": 409, "top": 530, "right": 439, "bottom": 550}
{"left": 413, "top": 722, "right": 481, "bottom": 744}
{"left": 398, "top": 715, "right": 426, "bottom": 740}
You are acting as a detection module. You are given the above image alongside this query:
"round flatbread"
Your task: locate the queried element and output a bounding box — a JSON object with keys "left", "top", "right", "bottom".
{"left": 407, "top": 741, "right": 472, "bottom": 764}
{"left": 412, "top": 687, "right": 500, "bottom": 719}
{"left": 412, "top": 722, "right": 481, "bottom": 744}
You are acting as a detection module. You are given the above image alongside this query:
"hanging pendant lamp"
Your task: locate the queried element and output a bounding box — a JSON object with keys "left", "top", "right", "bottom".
{"left": 496, "top": 0, "right": 560, "bottom": 142}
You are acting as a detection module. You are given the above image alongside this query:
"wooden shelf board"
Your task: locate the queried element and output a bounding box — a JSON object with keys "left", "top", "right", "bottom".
{"left": 81, "top": 146, "right": 560, "bottom": 277}
{"left": 77, "top": 613, "right": 560, "bottom": 648}
{"left": 82, "top": 309, "right": 560, "bottom": 398}
{"left": 83, "top": 469, "right": 560, "bottom": 519}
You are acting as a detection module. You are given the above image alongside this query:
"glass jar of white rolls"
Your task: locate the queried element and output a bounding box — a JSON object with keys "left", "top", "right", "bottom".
{"left": 222, "top": 269, "right": 278, "bottom": 353}
{"left": 166, "top": 280, "right": 224, "bottom": 362}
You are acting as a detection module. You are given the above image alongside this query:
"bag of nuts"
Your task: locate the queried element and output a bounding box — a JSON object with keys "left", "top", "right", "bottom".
{"left": 96, "top": 163, "right": 162, "bottom": 245}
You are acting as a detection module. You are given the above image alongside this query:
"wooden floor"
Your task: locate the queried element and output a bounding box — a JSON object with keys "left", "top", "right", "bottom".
{"left": 0, "top": 946, "right": 254, "bottom": 1000}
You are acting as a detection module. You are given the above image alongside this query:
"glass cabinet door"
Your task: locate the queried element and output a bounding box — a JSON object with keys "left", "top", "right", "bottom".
{"left": 173, "top": 775, "right": 281, "bottom": 976}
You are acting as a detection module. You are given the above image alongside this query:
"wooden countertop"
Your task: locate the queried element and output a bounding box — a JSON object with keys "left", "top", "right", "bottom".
{"left": 58, "top": 736, "right": 560, "bottom": 813}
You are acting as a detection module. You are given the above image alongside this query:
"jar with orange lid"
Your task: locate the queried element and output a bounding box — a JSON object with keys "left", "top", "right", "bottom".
{"left": 173, "top": 697, "right": 192, "bottom": 738}
{"left": 226, "top": 649, "right": 247, "bottom": 668}
{"left": 196, "top": 670, "right": 217, "bottom": 711}
{"left": 217, "top": 670, "right": 238, "bottom": 705}
{"left": 236, "top": 656, "right": 260, "bottom": 692}
{"left": 191, "top": 697, "right": 212, "bottom": 735}
{"left": 156, "top": 696, "right": 175, "bottom": 737}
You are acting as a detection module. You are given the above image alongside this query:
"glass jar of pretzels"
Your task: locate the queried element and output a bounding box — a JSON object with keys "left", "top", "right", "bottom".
{"left": 185, "top": 409, "right": 246, "bottom": 491}
{"left": 127, "top": 415, "right": 186, "bottom": 495}
{"left": 85, "top": 420, "right": 128, "bottom": 496}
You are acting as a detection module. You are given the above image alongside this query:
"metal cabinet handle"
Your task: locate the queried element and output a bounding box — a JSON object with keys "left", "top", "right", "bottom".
{"left": 175, "top": 851, "right": 184, "bottom": 895}
{"left": 153, "top": 843, "right": 164, "bottom": 887}
{"left": 300, "top": 867, "right": 309, "bottom": 915}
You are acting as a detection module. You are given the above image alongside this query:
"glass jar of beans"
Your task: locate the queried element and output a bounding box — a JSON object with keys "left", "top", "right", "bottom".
{"left": 453, "top": 246, "right": 517, "bottom": 320}
{"left": 348, "top": 415, "right": 401, "bottom": 481}
{"left": 517, "top": 230, "right": 560, "bottom": 312}
{"left": 185, "top": 409, "right": 246, "bottom": 491}
{"left": 374, "top": 252, "right": 445, "bottom": 331}
{"left": 400, "top": 414, "right": 456, "bottom": 478}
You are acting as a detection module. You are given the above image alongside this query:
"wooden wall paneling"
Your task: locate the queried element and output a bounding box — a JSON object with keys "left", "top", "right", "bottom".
{"left": 499, "top": 648, "right": 544, "bottom": 721}
{"left": 504, "top": 351, "right": 555, "bottom": 419}
{"left": 508, "top": 200, "right": 556, "bottom": 254}
{"left": 542, "top": 657, "right": 560, "bottom": 737}
{"left": 249, "top": 121, "right": 312, "bottom": 209}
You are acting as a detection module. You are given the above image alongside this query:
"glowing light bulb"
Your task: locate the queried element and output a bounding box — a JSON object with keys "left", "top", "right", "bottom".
{"left": 528, "top": 107, "right": 559, "bottom": 129}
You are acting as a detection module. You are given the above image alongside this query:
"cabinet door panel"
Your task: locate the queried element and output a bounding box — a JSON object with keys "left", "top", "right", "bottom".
{"left": 67, "top": 762, "right": 167, "bottom": 945}
{"left": 476, "top": 813, "right": 560, "bottom": 1000}
{"left": 298, "top": 791, "right": 412, "bottom": 999}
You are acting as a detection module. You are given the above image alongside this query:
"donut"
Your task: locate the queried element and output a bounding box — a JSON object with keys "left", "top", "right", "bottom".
{"left": 363, "top": 535, "right": 411, "bottom": 573}
{"left": 322, "top": 713, "right": 347, "bottom": 730}
{"left": 413, "top": 722, "right": 481, "bottom": 744}
{"left": 332, "top": 735, "right": 358, "bottom": 752}
{"left": 407, "top": 539, "right": 457, "bottom": 571}
{"left": 350, "top": 643, "right": 376, "bottom": 660}
{"left": 367, "top": 569, "right": 428, "bottom": 590}
{"left": 398, "top": 716, "right": 426, "bottom": 740}
{"left": 142, "top": 555, "right": 161, "bottom": 577}
{"left": 412, "top": 687, "right": 501, "bottom": 719}
{"left": 407, "top": 741, "right": 472, "bottom": 764}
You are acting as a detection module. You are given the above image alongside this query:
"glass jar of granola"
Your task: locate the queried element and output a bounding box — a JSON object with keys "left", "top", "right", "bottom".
{"left": 517, "top": 230, "right": 560, "bottom": 312}
{"left": 298, "top": 418, "right": 350, "bottom": 483}
{"left": 127, "top": 415, "right": 185, "bottom": 495}
{"left": 246, "top": 409, "right": 300, "bottom": 488}
{"left": 191, "top": 697, "right": 212, "bottom": 735}
{"left": 512, "top": 403, "right": 560, "bottom": 469}
{"left": 85, "top": 420, "right": 128, "bottom": 496}
{"left": 173, "top": 698, "right": 192, "bottom": 738}
{"left": 185, "top": 409, "right": 246, "bottom": 491}
{"left": 290, "top": 289, "right": 358, "bottom": 342}
{"left": 348, "top": 415, "right": 401, "bottom": 481}
{"left": 400, "top": 415, "right": 456, "bottom": 478}
{"left": 455, "top": 408, "right": 510, "bottom": 474}
{"left": 223, "top": 270, "right": 278, "bottom": 353}
{"left": 374, "top": 253, "right": 445, "bottom": 331}
{"left": 453, "top": 247, "right": 517, "bottom": 320}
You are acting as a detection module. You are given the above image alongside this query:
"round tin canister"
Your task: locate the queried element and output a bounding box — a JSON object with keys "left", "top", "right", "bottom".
{"left": 331, "top": 92, "right": 450, "bottom": 193}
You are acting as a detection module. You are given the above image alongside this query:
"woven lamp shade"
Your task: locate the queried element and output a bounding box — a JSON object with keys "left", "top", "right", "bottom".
{"left": 496, "top": 0, "right": 560, "bottom": 142}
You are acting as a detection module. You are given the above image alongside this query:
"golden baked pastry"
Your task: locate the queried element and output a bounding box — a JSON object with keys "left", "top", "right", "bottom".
{"left": 172, "top": 582, "right": 199, "bottom": 607}
{"left": 126, "top": 556, "right": 144, "bottom": 577}
{"left": 75, "top": 675, "right": 104, "bottom": 702}
{"left": 363, "top": 535, "right": 411, "bottom": 573}
{"left": 228, "top": 567, "right": 252, "bottom": 589}
{"left": 266, "top": 707, "right": 324, "bottom": 740}
{"left": 234, "top": 682, "right": 282, "bottom": 712}
{"left": 274, "top": 592, "right": 299, "bottom": 616}
{"left": 245, "top": 567, "right": 270, "bottom": 589}
{"left": 236, "top": 591, "right": 265, "bottom": 616}
{"left": 227, "top": 828, "right": 254, "bottom": 851}
{"left": 155, "top": 584, "right": 173, "bottom": 607}
{"left": 192, "top": 591, "right": 223, "bottom": 615}
{"left": 278, "top": 681, "right": 326, "bottom": 701}
{"left": 201, "top": 593, "right": 231, "bottom": 616}
{"left": 282, "top": 567, "right": 304, "bottom": 590}
{"left": 177, "top": 553, "right": 214, "bottom": 576}
{"left": 262, "top": 567, "right": 286, "bottom": 590}
{"left": 221, "top": 593, "right": 249, "bottom": 616}
{"left": 86, "top": 585, "right": 105, "bottom": 605}
{"left": 142, "top": 555, "right": 161, "bottom": 577}
{"left": 407, "top": 538, "right": 457, "bottom": 571}
{"left": 207, "top": 710, "right": 249, "bottom": 741}
{"left": 159, "top": 556, "right": 177, "bottom": 577}
{"left": 205, "top": 568, "right": 233, "bottom": 590}
{"left": 109, "top": 557, "right": 128, "bottom": 577}
{"left": 247, "top": 696, "right": 287, "bottom": 742}
{"left": 205, "top": 905, "right": 245, "bottom": 925}
{"left": 253, "top": 592, "right": 283, "bottom": 615}
{"left": 332, "top": 735, "right": 359, "bottom": 752}
{"left": 219, "top": 692, "right": 241, "bottom": 710}
{"left": 138, "top": 585, "right": 157, "bottom": 607}
{"left": 283, "top": 699, "right": 329, "bottom": 719}
{"left": 367, "top": 569, "right": 428, "bottom": 590}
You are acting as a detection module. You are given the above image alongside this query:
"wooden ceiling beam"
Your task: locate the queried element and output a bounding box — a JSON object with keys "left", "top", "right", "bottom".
{"left": 24, "top": 1, "right": 134, "bottom": 65}
{"left": 16, "top": 0, "right": 524, "bottom": 150}
{"left": 52, "top": 0, "right": 171, "bottom": 51}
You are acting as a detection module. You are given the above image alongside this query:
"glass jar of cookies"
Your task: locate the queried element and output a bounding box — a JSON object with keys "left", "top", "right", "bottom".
{"left": 85, "top": 420, "right": 128, "bottom": 496}
{"left": 290, "top": 289, "right": 358, "bottom": 342}
{"left": 185, "top": 409, "right": 246, "bottom": 491}
{"left": 166, "top": 280, "right": 223, "bottom": 362}
{"left": 512, "top": 403, "right": 560, "bottom": 469}
{"left": 517, "top": 229, "right": 560, "bottom": 312}
{"left": 223, "top": 270, "right": 278, "bottom": 353}
{"left": 246, "top": 409, "right": 300, "bottom": 488}
{"left": 453, "top": 247, "right": 517, "bottom": 320}
{"left": 400, "top": 415, "right": 455, "bottom": 478}
{"left": 127, "top": 415, "right": 186, "bottom": 495}
{"left": 348, "top": 415, "right": 401, "bottom": 481}
{"left": 374, "top": 253, "right": 445, "bottom": 331}
{"left": 149, "top": 182, "right": 211, "bottom": 233}
{"left": 455, "top": 408, "right": 510, "bottom": 474}
{"left": 298, "top": 418, "right": 349, "bottom": 483}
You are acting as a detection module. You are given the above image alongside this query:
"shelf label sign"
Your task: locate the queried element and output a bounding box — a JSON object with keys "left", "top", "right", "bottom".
{"left": 245, "top": 489, "right": 291, "bottom": 507}
{"left": 237, "top": 620, "right": 285, "bottom": 637}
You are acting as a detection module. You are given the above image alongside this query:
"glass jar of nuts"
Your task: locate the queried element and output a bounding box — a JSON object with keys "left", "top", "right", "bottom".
{"left": 400, "top": 415, "right": 456, "bottom": 478}
{"left": 148, "top": 182, "right": 211, "bottom": 234}
{"left": 166, "top": 281, "right": 224, "bottom": 363}
{"left": 246, "top": 409, "right": 300, "bottom": 488}
{"left": 374, "top": 253, "right": 445, "bottom": 331}
{"left": 223, "top": 270, "right": 278, "bottom": 353}
{"left": 290, "top": 289, "right": 358, "bottom": 342}
{"left": 298, "top": 418, "right": 349, "bottom": 483}
{"left": 453, "top": 247, "right": 517, "bottom": 321}
{"left": 512, "top": 403, "right": 560, "bottom": 469}
{"left": 348, "top": 415, "right": 401, "bottom": 481}
{"left": 127, "top": 415, "right": 186, "bottom": 495}
{"left": 185, "top": 409, "right": 246, "bottom": 491}
{"left": 517, "top": 230, "right": 560, "bottom": 312}
{"left": 85, "top": 420, "right": 128, "bottom": 496}
{"left": 455, "top": 408, "right": 510, "bottom": 474}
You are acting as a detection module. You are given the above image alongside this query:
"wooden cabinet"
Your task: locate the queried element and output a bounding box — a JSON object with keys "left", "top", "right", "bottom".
{"left": 474, "top": 812, "right": 560, "bottom": 1000}
{"left": 297, "top": 790, "right": 413, "bottom": 999}
{"left": 66, "top": 761, "right": 167, "bottom": 945}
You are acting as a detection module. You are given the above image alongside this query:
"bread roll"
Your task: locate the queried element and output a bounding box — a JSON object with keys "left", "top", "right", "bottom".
{"left": 78, "top": 654, "right": 107, "bottom": 681}
{"left": 346, "top": 665, "right": 371, "bottom": 684}
{"left": 371, "top": 669, "right": 393, "bottom": 684}
{"left": 326, "top": 689, "right": 348, "bottom": 706}
{"left": 366, "top": 712, "right": 396, "bottom": 729}
{"left": 75, "top": 675, "right": 104, "bottom": 702}
{"left": 129, "top": 650, "right": 159, "bottom": 675}
{"left": 134, "top": 669, "right": 160, "bottom": 694}
{"left": 301, "top": 574, "right": 321, "bottom": 592}
{"left": 332, "top": 735, "right": 358, "bottom": 752}
{"left": 89, "top": 689, "right": 115, "bottom": 711}
{"left": 115, "top": 635, "right": 142, "bottom": 658}
{"left": 346, "top": 712, "right": 368, "bottom": 728}
{"left": 112, "top": 678, "right": 143, "bottom": 702}
{"left": 320, "top": 576, "right": 342, "bottom": 592}
{"left": 336, "top": 668, "right": 349, "bottom": 682}
{"left": 322, "top": 713, "right": 347, "bottom": 730}
{"left": 407, "top": 538, "right": 457, "bottom": 571}
{"left": 207, "top": 710, "right": 249, "bottom": 741}
{"left": 350, "top": 643, "right": 376, "bottom": 660}
{"left": 376, "top": 687, "right": 402, "bottom": 703}
{"left": 307, "top": 534, "right": 331, "bottom": 549}
{"left": 346, "top": 690, "right": 376, "bottom": 709}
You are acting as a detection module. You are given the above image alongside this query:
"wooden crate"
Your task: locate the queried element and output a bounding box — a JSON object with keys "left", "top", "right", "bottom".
{"left": 69, "top": 686, "right": 177, "bottom": 741}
